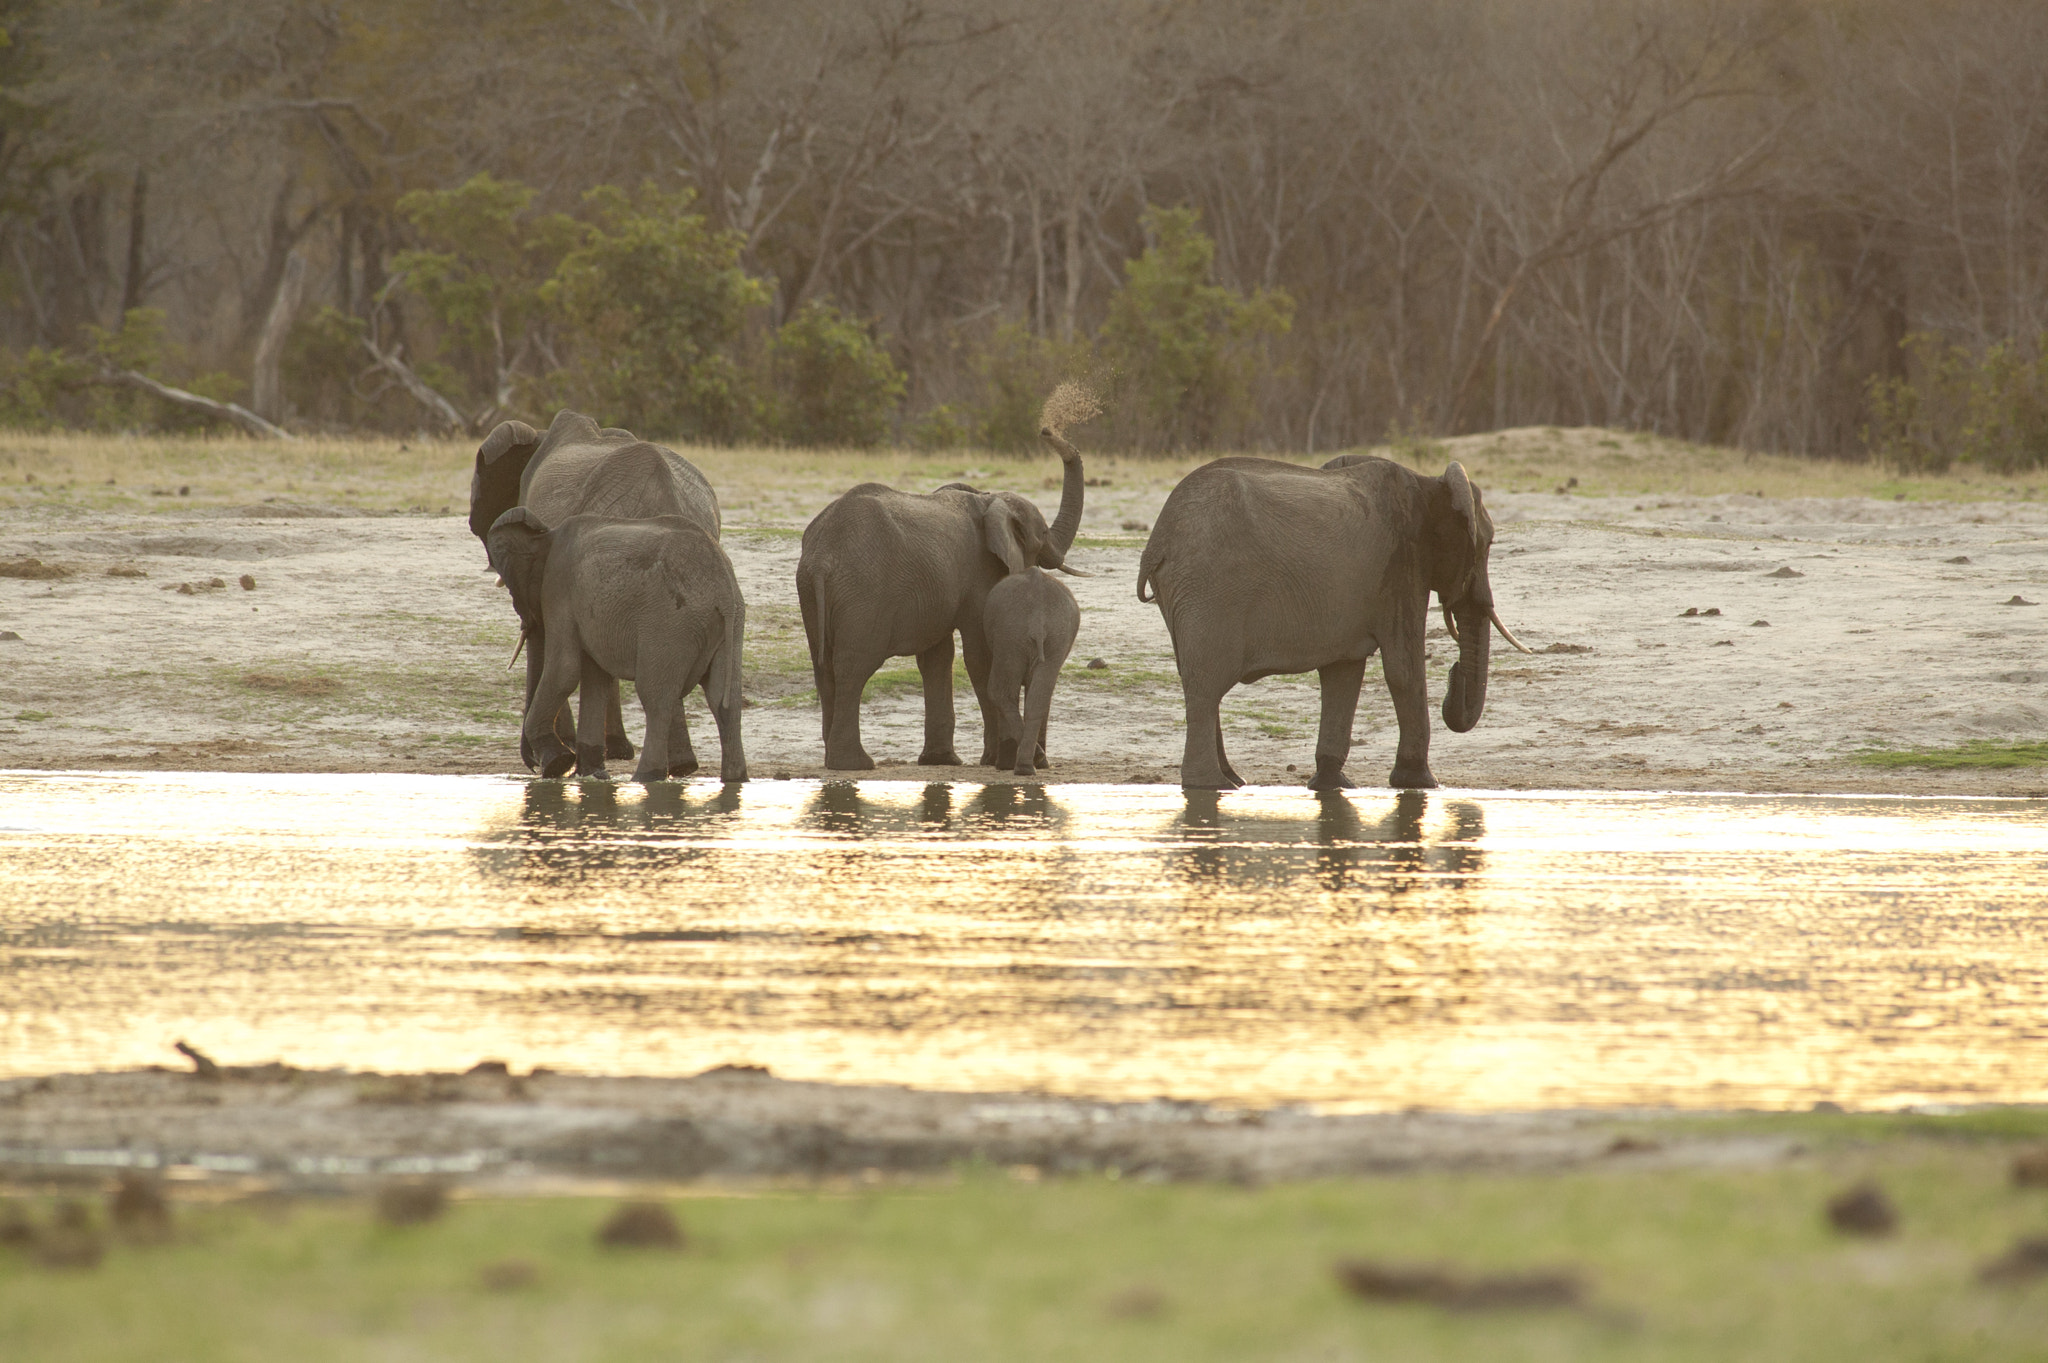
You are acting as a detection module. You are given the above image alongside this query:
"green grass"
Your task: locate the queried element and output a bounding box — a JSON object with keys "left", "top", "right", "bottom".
{"left": 1855, "top": 740, "right": 2048, "bottom": 770}
{"left": 5, "top": 1143, "right": 2048, "bottom": 1362}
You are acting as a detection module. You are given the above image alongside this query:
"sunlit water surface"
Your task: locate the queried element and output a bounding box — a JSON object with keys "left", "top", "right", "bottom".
{"left": 3, "top": 773, "right": 2045, "bottom": 1111}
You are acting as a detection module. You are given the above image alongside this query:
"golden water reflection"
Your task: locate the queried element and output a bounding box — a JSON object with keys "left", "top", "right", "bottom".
{"left": 3, "top": 773, "right": 2045, "bottom": 1111}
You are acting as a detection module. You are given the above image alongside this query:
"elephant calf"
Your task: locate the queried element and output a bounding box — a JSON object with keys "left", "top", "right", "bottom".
{"left": 487, "top": 509, "right": 748, "bottom": 784}
{"left": 983, "top": 567, "right": 1081, "bottom": 776}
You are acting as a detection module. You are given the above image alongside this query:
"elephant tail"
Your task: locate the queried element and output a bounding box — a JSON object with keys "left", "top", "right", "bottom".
{"left": 1136, "top": 541, "right": 1163, "bottom": 604}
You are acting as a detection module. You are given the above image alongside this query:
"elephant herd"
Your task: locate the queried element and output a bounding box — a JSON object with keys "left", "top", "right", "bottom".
{"left": 471, "top": 409, "right": 1529, "bottom": 793}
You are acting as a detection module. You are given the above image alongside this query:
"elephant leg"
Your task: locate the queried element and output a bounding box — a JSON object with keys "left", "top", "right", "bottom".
{"left": 987, "top": 648, "right": 1024, "bottom": 773}
{"left": 665, "top": 703, "right": 700, "bottom": 778}
{"left": 524, "top": 642, "right": 579, "bottom": 780}
{"left": 1019, "top": 658, "right": 1058, "bottom": 777}
{"left": 519, "top": 633, "right": 574, "bottom": 770}
{"left": 959, "top": 620, "right": 1002, "bottom": 767}
{"left": 1383, "top": 633, "right": 1438, "bottom": 789}
{"left": 798, "top": 572, "right": 830, "bottom": 744}
{"left": 1178, "top": 679, "right": 1241, "bottom": 790}
{"left": 823, "top": 647, "right": 881, "bottom": 770}
{"left": 704, "top": 645, "right": 749, "bottom": 784}
{"left": 575, "top": 655, "right": 612, "bottom": 780}
{"left": 915, "top": 635, "right": 962, "bottom": 765}
{"left": 630, "top": 678, "right": 675, "bottom": 785}
{"left": 603, "top": 679, "right": 638, "bottom": 761}
{"left": 1310, "top": 658, "right": 1368, "bottom": 791}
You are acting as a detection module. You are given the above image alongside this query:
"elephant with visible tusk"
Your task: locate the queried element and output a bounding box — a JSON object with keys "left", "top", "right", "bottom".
{"left": 796, "top": 427, "right": 1086, "bottom": 771}
{"left": 1137, "top": 452, "right": 1530, "bottom": 791}
{"left": 469, "top": 410, "right": 722, "bottom": 775}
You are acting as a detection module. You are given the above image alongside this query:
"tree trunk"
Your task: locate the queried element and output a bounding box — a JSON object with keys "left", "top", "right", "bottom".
{"left": 120, "top": 170, "right": 148, "bottom": 317}
{"left": 250, "top": 252, "right": 307, "bottom": 423}
{"left": 103, "top": 368, "right": 296, "bottom": 441}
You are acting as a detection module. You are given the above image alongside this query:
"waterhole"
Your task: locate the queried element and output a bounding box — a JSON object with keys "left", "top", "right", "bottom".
{"left": 3, "top": 773, "right": 2044, "bottom": 1111}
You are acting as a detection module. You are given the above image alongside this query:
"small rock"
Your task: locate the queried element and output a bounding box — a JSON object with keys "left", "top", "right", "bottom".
{"left": 106, "top": 565, "right": 146, "bottom": 578}
{"left": 1825, "top": 1180, "right": 1897, "bottom": 1236}
{"left": 1333, "top": 1258, "right": 1584, "bottom": 1312}
{"left": 480, "top": 1257, "right": 541, "bottom": 1292}
{"left": 206, "top": 577, "right": 225, "bottom": 589}
{"left": 1119, "top": 519, "right": 1149, "bottom": 532}
{"left": 177, "top": 485, "right": 190, "bottom": 497}
{"left": 1679, "top": 607, "right": 1699, "bottom": 617}
{"left": 596, "top": 1201, "right": 684, "bottom": 1249}
{"left": 374, "top": 1182, "right": 449, "bottom": 1227}
{"left": 176, "top": 582, "right": 195, "bottom": 595}
{"left": 1541, "top": 642, "right": 1591, "bottom": 654}
{"left": 1778, "top": 701, "right": 1794, "bottom": 709}
{"left": 1286, "top": 764, "right": 1297, "bottom": 772}
{"left": 1087, "top": 657, "right": 1108, "bottom": 669}
{"left": 239, "top": 575, "right": 256, "bottom": 591}
{"left": 2003, "top": 595, "right": 2038, "bottom": 606}
{"left": 1766, "top": 566, "right": 1804, "bottom": 578}
{"left": 1947, "top": 555, "right": 1972, "bottom": 564}
{"left": 1752, "top": 620, "right": 1770, "bottom": 627}
{"left": 1977, "top": 1235, "right": 2048, "bottom": 1286}
{"left": 1711, "top": 639, "right": 1734, "bottom": 647}
{"left": 2012, "top": 1146, "right": 2048, "bottom": 1187}
{"left": 465, "top": 1059, "right": 510, "bottom": 1078}
{"left": 0, "top": 631, "right": 19, "bottom": 642}
{"left": 1702, "top": 607, "right": 1721, "bottom": 616}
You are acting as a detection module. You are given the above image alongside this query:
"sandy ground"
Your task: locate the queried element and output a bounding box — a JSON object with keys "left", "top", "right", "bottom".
{"left": 2, "top": 435, "right": 2044, "bottom": 793}
{"left": 0, "top": 1064, "right": 1804, "bottom": 1188}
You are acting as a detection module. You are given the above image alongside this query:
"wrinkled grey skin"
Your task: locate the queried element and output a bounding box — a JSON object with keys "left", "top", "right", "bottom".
{"left": 1137, "top": 454, "right": 1502, "bottom": 791}
{"left": 796, "top": 429, "right": 1085, "bottom": 770}
{"left": 487, "top": 510, "right": 747, "bottom": 785}
{"left": 983, "top": 567, "right": 1081, "bottom": 776}
{"left": 469, "top": 409, "right": 722, "bottom": 772}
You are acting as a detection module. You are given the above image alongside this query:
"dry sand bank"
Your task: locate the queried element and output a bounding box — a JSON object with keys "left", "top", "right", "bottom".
{"left": 2, "top": 438, "right": 2043, "bottom": 792}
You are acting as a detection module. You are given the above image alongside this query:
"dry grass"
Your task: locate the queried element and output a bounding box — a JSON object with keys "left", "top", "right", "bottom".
{"left": 2, "top": 425, "right": 2044, "bottom": 521}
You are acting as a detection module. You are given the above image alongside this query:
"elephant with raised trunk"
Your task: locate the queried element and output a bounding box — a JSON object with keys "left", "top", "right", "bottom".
{"left": 487, "top": 510, "right": 747, "bottom": 785}
{"left": 797, "top": 428, "right": 1086, "bottom": 770}
{"left": 1137, "top": 453, "right": 1530, "bottom": 791}
{"left": 469, "top": 410, "right": 722, "bottom": 772}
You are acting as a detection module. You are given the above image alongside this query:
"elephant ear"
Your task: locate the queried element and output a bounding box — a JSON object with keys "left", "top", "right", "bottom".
{"left": 486, "top": 507, "right": 552, "bottom": 628}
{"left": 479, "top": 420, "right": 540, "bottom": 465}
{"left": 1442, "top": 462, "right": 1481, "bottom": 554}
{"left": 981, "top": 499, "right": 1031, "bottom": 576}
{"left": 470, "top": 420, "right": 543, "bottom": 544}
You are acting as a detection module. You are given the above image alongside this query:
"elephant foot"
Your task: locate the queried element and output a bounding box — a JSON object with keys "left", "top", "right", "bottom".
{"left": 520, "top": 733, "right": 538, "bottom": 772}
{"left": 1013, "top": 763, "right": 1036, "bottom": 777}
{"left": 1388, "top": 762, "right": 1439, "bottom": 790}
{"left": 917, "top": 749, "right": 963, "bottom": 766}
{"left": 719, "top": 761, "right": 749, "bottom": 783}
{"left": 605, "top": 732, "right": 637, "bottom": 761}
{"left": 667, "top": 757, "right": 700, "bottom": 778}
{"left": 576, "top": 743, "right": 612, "bottom": 780}
{"left": 1308, "top": 759, "right": 1355, "bottom": 791}
{"left": 630, "top": 762, "right": 667, "bottom": 785}
{"left": 535, "top": 744, "right": 575, "bottom": 779}
{"left": 825, "top": 748, "right": 877, "bottom": 772}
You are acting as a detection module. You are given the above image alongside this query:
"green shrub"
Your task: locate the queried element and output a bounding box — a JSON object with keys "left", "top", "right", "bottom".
{"left": 1098, "top": 205, "right": 1291, "bottom": 452}
{"left": 963, "top": 322, "right": 1088, "bottom": 453}
{"left": 0, "top": 309, "right": 240, "bottom": 433}
{"left": 1866, "top": 332, "right": 2048, "bottom": 473}
{"left": 543, "top": 183, "right": 768, "bottom": 442}
{"left": 764, "top": 300, "right": 905, "bottom": 447}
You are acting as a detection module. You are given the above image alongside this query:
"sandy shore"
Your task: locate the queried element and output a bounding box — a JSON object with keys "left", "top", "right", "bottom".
{"left": 2, "top": 453, "right": 2043, "bottom": 793}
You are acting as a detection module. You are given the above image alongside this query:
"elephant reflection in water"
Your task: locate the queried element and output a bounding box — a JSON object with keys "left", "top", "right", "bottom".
{"left": 471, "top": 780, "right": 744, "bottom": 887}
{"left": 801, "top": 781, "right": 1068, "bottom": 838}
{"left": 1173, "top": 789, "right": 1485, "bottom": 893}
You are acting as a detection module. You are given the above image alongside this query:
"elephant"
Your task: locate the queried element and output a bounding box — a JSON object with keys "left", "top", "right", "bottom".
{"left": 982, "top": 566, "right": 1080, "bottom": 775}
{"left": 795, "top": 427, "right": 1086, "bottom": 770}
{"left": 1136, "top": 453, "right": 1530, "bottom": 791}
{"left": 486, "top": 509, "right": 747, "bottom": 785}
{"left": 468, "top": 409, "right": 722, "bottom": 772}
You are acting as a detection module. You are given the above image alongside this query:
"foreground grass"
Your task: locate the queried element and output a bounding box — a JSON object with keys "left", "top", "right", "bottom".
{"left": 1856, "top": 740, "right": 2048, "bottom": 770}
{"left": 4, "top": 1136, "right": 2047, "bottom": 1362}
{"left": 3, "top": 425, "right": 2045, "bottom": 520}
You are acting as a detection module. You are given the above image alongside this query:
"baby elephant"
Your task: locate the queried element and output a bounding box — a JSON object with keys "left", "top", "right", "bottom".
{"left": 983, "top": 567, "right": 1080, "bottom": 776}
{"left": 488, "top": 508, "right": 747, "bottom": 783}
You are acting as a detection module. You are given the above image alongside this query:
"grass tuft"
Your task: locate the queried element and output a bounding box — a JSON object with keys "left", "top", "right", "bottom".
{"left": 1855, "top": 740, "right": 2048, "bottom": 769}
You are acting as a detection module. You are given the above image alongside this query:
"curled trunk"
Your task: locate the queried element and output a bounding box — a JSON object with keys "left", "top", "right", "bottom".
{"left": 1041, "top": 431, "right": 1086, "bottom": 562}
{"left": 1441, "top": 596, "right": 1491, "bottom": 733}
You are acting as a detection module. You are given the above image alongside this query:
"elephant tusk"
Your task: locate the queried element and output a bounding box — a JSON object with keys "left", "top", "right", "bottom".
{"left": 1491, "top": 608, "right": 1535, "bottom": 654}
{"left": 1441, "top": 599, "right": 1460, "bottom": 642}
{"left": 1054, "top": 562, "right": 1093, "bottom": 577}
{"left": 506, "top": 627, "right": 528, "bottom": 671}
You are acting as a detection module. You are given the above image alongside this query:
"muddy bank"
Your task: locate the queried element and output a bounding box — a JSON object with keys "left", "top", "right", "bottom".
{"left": 0, "top": 1065, "right": 1810, "bottom": 1188}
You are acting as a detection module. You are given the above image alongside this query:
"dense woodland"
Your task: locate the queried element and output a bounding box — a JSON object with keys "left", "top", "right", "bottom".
{"left": 3, "top": 0, "right": 2048, "bottom": 465}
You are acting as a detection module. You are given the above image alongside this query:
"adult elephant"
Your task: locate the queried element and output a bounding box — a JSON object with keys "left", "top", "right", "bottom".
{"left": 796, "top": 429, "right": 1085, "bottom": 770}
{"left": 1136, "top": 453, "right": 1530, "bottom": 791}
{"left": 469, "top": 409, "right": 722, "bottom": 773}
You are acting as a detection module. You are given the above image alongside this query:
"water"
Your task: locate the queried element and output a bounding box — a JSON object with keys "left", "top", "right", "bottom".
{"left": 3, "top": 772, "right": 2045, "bottom": 1112}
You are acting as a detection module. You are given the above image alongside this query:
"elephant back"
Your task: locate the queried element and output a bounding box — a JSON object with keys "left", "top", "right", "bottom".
{"left": 524, "top": 433, "right": 721, "bottom": 540}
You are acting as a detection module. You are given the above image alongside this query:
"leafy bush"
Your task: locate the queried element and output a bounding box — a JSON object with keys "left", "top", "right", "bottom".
{"left": 0, "top": 309, "right": 241, "bottom": 432}
{"left": 963, "top": 323, "right": 1089, "bottom": 453}
{"left": 1866, "top": 332, "right": 2048, "bottom": 473}
{"left": 1098, "top": 206, "right": 1292, "bottom": 452}
{"left": 543, "top": 183, "right": 768, "bottom": 442}
{"left": 764, "top": 301, "right": 905, "bottom": 447}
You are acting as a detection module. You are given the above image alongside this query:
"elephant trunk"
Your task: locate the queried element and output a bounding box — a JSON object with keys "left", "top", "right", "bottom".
{"left": 1040, "top": 428, "right": 1085, "bottom": 563}
{"left": 1441, "top": 595, "right": 1491, "bottom": 733}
